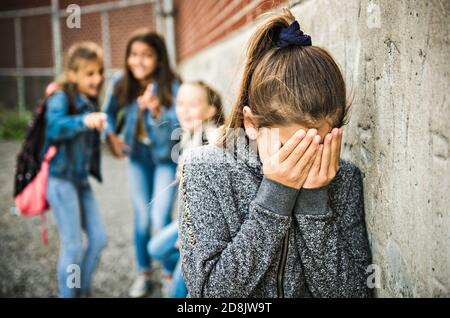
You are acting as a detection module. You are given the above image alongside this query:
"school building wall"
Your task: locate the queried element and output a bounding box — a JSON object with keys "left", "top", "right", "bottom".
{"left": 174, "top": 0, "right": 450, "bottom": 297}
{"left": 0, "top": 0, "right": 156, "bottom": 111}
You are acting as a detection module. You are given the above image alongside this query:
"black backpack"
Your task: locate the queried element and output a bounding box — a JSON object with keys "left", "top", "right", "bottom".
{"left": 13, "top": 92, "right": 76, "bottom": 197}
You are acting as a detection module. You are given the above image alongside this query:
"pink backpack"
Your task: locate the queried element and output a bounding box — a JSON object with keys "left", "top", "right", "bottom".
{"left": 13, "top": 89, "right": 74, "bottom": 245}
{"left": 14, "top": 146, "right": 57, "bottom": 245}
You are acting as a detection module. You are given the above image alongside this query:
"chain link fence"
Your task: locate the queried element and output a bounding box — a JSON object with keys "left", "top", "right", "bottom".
{"left": 0, "top": 0, "right": 159, "bottom": 113}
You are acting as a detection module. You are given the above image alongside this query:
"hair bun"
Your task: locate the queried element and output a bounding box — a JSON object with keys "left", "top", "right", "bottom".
{"left": 277, "top": 20, "right": 312, "bottom": 48}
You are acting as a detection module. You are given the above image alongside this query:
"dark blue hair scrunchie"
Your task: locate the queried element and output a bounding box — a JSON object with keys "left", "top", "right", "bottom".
{"left": 277, "top": 21, "right": 312, "bottom": 48}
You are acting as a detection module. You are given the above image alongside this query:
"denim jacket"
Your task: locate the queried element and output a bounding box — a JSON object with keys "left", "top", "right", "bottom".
{"left": 103, "top": 72, "right": 180, "bottom": 164}
{"left": 44, "top": 91, "right": 102, "bottom": 182}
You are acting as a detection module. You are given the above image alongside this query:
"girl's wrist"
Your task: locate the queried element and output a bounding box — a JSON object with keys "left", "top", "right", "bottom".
{"left": 295, "top": 186, "right": 330, "bottom": 216}
{"left": 254, "top": 177, "right": 299, "bottom": 216}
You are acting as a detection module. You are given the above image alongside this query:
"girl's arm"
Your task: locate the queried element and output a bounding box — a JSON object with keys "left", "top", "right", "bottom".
{"left": 179, "top": 149, "right": 295, "bottom": 298}
{"left": 293, "top": 163, "right": 372, "bottom": 297}
{"left": 46, "top": 92, "right": 89, "bottom": 142}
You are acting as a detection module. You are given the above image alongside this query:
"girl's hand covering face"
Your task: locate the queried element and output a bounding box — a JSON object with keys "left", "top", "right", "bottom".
{"left": 258, "top": 128, "right": 321, "bottom": 190}
{"left": 258, "top": 127, "right": 342, "bottom": 190}
{"left": 303, "top": 128, "right": 342, "bottom": 189}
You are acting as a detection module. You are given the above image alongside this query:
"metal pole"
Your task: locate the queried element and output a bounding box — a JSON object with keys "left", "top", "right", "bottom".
{"left": 14, "top": 17, "right": 25, "bottom": 114}
{"left": 51, "top": 0, "right": 62, "bottom": 80}
{"left": 162, "top": 0, "right": 176, "bottom": 68}
{"left": 155, "top": 0, "right": 163, "bottom": 34}
{"left": 101, "top": 11, "right": 112, "bottom": 70}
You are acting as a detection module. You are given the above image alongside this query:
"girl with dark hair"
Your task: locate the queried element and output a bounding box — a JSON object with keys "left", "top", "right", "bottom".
{"left": 103, "top": 29, "right": 181, "bottom": 297}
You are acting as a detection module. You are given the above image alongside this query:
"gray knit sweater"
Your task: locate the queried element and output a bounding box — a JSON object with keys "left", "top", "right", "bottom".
{"left": 178, "top": 136, "right": 372, "bottom": 298}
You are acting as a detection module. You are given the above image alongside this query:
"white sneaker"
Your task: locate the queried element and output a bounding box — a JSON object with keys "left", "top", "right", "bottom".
{"left": 161, "top": 274, "right": 173, "bottom": 298}
{"left": 128, "top": 275, "right": 151, "bottom": 298}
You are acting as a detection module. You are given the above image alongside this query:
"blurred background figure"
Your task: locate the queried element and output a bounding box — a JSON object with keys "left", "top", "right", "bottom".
{"left": 103, "top": 29, "right": 180, "bottom": 298}
{"left": 147, "top": 80, "right": 224, "bottom": 298}
{"left": 45, "top": 42, "right": 107, "bottom": 298}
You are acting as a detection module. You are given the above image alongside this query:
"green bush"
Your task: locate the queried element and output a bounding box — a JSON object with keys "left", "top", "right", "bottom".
{"left": 0, "top": 110, "right": 32, "bottom": 140}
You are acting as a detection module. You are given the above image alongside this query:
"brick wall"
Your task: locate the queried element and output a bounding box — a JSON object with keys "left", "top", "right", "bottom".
{"left": 59, "top": 0, "right": 156, "bottom": 69}
{"left": 0, "top": 0, "right": 288, "bottom": 74}
{"left": 108, "top": 5, "right": 156, "bottom": 68}
{"left": 1, "top": 0, "right": 286, "bottom": 109}
{"left": 0, "top": 0, "right": 156, "bottom": 109}
{"left": 0, "top": 0, "right": 156, "bottom": 70}
{"left": 174, "top": 0, "right": 286, "bottom": 62}
{"left": 0, "top": 0, "right": 50, "bottom": 11}
{"left": 22, "top": 14, "right": 54, "bottom": 68}
{"left": 0, "top": 18, "right": 16, "bottom": 68}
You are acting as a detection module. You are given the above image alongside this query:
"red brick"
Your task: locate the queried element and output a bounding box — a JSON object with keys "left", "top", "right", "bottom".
{"left": 175, "top": 0, "right": 286, "bottom": 62}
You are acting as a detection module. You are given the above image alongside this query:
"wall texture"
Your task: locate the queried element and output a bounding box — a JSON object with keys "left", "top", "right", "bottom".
{"left": 177, "top": 0, "right": 450, "bottom": 297}
{"left": 174, "top": 0, "right": 285, "bottom": 61}
{"left": 0, "top": 0, "right": 155, "bottom": 110}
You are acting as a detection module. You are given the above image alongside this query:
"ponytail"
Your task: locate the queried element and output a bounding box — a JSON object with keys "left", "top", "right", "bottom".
{"left": 222, "top": 8, "right": 348, "bottom": 147}
{"left": 222, "top": 9, "right": 295, "bottom": 144}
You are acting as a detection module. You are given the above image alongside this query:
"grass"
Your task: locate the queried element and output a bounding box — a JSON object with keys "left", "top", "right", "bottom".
{"left": 0, "top": 109, "right": 32, "bottom": 140}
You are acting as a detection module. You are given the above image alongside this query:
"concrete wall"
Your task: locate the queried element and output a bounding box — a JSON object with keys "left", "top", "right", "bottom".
{"left": 177, "top": 0, "right": 450, "bottom": 297}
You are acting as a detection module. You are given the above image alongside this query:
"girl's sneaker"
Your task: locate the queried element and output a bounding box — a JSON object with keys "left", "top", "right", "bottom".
{"left": 78, "top": 291, "right": 90, "bottom": 298}
{"left": 128, "top": 273, "right": 152, "bottom": 298}
{"left": 161, "top": 274, "right": 173, "bottom": 298}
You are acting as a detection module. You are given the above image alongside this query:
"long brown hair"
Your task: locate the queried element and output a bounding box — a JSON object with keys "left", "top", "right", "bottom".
{"left": 59, "top": 41, "right": 104, "bottom": 113}
{"left": 223, "top": 8, "right": 349, "bottom": 145}
{"left": 115, "top": 28, "right": 181, "bottom": 108}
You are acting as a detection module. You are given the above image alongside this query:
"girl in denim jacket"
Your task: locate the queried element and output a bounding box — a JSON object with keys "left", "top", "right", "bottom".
{"left": 103, "top": 29, "right": 181, "bottom": 297}
{"left": 45, "top": 42, "right": 108, "bottom": 298}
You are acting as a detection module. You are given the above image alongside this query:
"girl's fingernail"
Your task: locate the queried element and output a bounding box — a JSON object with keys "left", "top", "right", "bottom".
{"left": 296, "top": 130, "right": 306, "bottom": 138}
{"left": 314, "top": 135, "right": 321, "bottom": 142}
{"left": 308, "top": 129, "right": 317, "bottom": 136}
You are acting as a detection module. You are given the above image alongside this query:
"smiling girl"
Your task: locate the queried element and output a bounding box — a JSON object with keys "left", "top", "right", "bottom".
{"left": 103, "top": 29, "right": 181, "bottom": 297}
{"left": 45, "top": 42, "right": 108, "bottom": 298}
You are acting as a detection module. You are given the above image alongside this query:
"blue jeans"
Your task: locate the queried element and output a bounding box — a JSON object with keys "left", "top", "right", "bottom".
{"left": 128, "top": 141, "right": 177, "bottom": 272}
{"left": 172, "top": 256, "right": 188, "bottom": 298}
{"left": 47, "top": 177, "right": 107, "bottom": 298}
{"left": 148, "top": 221, "right": 188, "bottom": 298}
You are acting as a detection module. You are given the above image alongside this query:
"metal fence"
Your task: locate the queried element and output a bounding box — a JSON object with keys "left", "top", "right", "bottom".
{"left": 0, "top": 0, "right": 176, "bottom": 113}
